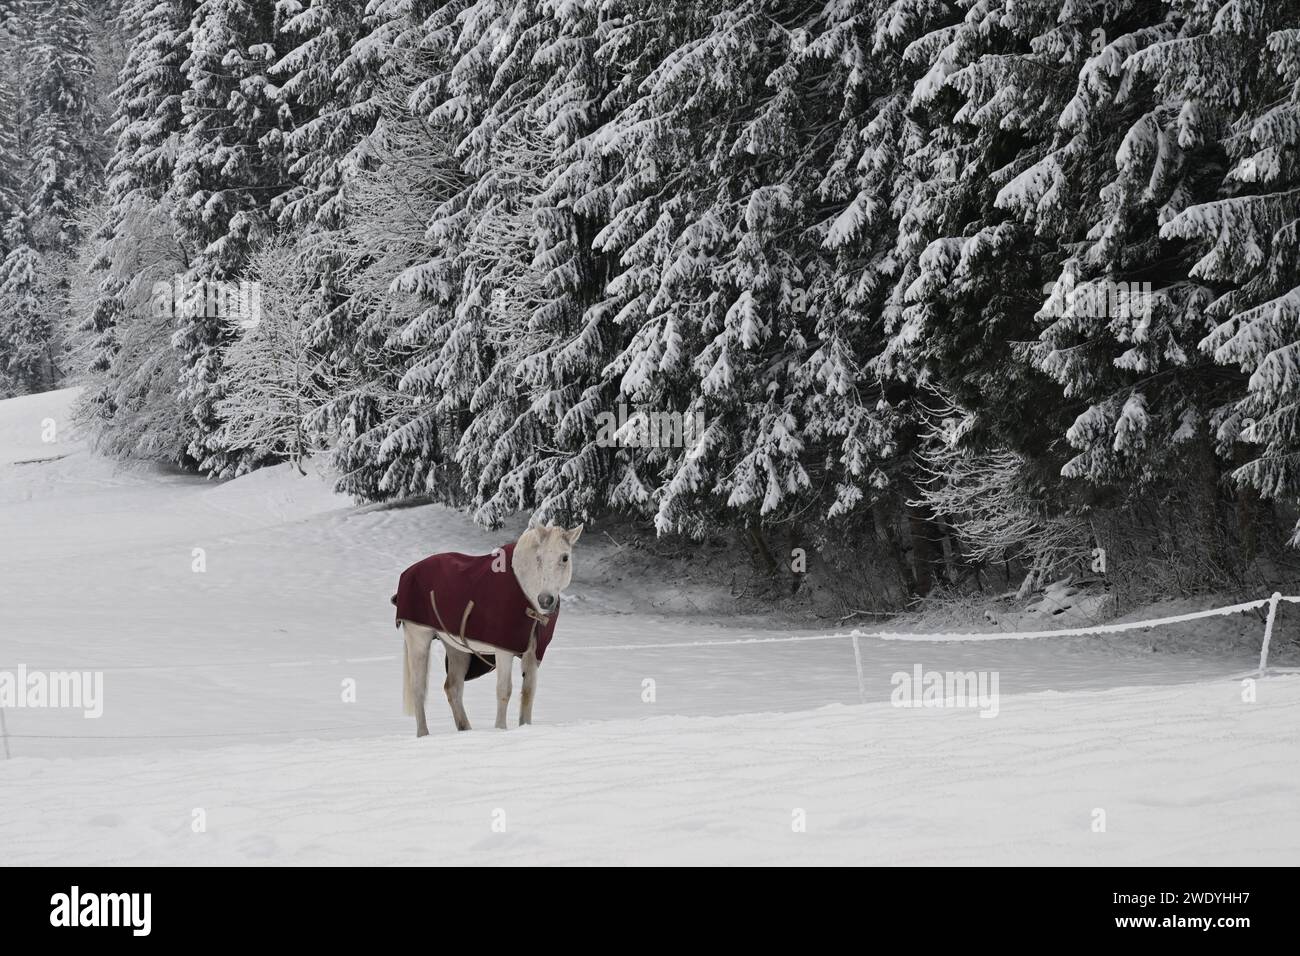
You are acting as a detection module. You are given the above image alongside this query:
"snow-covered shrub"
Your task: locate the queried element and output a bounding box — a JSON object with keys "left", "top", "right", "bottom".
{"left": 59, "top": 200, "right": 111, "bottom": 381}
{"left": 77, "top": 192, "right": 189, "bottom": 463}
{"left": 212, "top": 236, "right": 328, "bottom": 475}
{"left": 912, "top": 405, "right": 1094, "bottom": 598}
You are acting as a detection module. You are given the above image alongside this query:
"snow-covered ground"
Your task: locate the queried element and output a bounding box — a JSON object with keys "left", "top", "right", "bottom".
{"left": 6, "top": 680, "right": 1298, "bottom": 865}
{"left": 2, "top": 388, "right": 1298, "bottom": 864}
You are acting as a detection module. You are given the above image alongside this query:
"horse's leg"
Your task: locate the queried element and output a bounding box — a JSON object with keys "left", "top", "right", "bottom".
{"left": 402, "top": 621, "right": 434, "bottom": 738}
{"left": 494, "top": 652, "right": 514, "bottom": 730}
{"left": 519, "top": 639, "right": 539, "bottom": 726}
{"left": 444, "top": 643, "right": 472, "bottom": 731}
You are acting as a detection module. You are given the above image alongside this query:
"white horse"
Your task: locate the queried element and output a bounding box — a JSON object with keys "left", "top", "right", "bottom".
{"left": 399, "top": 524, "right": 582, "bottom": 734}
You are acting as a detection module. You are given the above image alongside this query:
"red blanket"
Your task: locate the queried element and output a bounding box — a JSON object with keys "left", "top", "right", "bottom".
{"left": 393, "top": 543, "right": 559, "bottom": 678}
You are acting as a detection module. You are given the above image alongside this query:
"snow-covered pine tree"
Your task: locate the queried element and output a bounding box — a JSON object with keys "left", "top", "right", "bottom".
{"left": 83, "top": 0, "right": 195, "bottom": 450}
{"left": 857, "top": 0, "right": 1150, "bottom": 591}
{"left": 274, "top": 0, "right": 374, "bottom": 230}
{"left": 804, "top": 0, "right": 922, "bottom": 525}
{"left": 496, "top": 0, "right": 619, "bottom": 528}
{"left": 272, "top": 0, "right": 418, "bottom": 500}
{"left": 24, "top": 0, "right": 100, "bottom": 253}
{"left": 365, "top": 0, "right": 641, "bottom": 530}
{"left": 418, "top": 0, "right": 622, "bottom": 528}
{"left": 317, "top": 36, "right": 468, "bottom": 503}
{"left": 450, "top": 109, "right": 559, "bottom": 526}
{"left": 0, "top": 213, "right": 57, "bottom": 395}
{"left": 918, "top": 0, "right": 1280, "bottom": 585}
{"left": 1018, "top": 0, "right": 1232, "bottom": 497}
{"left": 0, "top": 3, "right": 25, "bottom": 242}
{"left": 593, "top": 1, "right": 874, "bottom": 539}
{"left": 171, "top": 0, "right": 295, "bottom": 476}
{"left": 1192, "top": 8, "right": 1300, "bottom": 541}
{"left": 0, "top": 0, "right": 102, "bottom": 397}
{"left": 587, "top": 1, "right": 725, "bottom": 538}
{"left": 872, "top": 0, "right": 1077, "bottom": 457}
{"left": 377, "top": 0, "right": 556, "bottom": 517}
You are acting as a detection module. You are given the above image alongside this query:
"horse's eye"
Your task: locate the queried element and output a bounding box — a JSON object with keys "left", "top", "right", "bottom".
{"left": 561, "top": 554, "right": 570, "bottom": 563}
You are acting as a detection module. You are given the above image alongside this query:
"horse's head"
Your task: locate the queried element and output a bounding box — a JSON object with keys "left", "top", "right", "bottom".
{"left": 512, "top": 523, "right": 583, "bottom": 615}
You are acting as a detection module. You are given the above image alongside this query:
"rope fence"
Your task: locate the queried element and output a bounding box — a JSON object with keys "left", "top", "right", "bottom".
{"left": 1, "top": 592, "right": 1294, "bottom": 751}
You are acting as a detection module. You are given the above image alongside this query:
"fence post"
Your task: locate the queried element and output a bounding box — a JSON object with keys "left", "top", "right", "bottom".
{"left": 1258, "top": 591, "right": 1281, "bottom": 676}
{"left": 851, "top": 634, "right": 866, "bottom": 703}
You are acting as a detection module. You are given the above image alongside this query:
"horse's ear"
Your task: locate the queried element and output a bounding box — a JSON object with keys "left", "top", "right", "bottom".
{"left": 563, "top": 524, "right": 584, "bottom": 545}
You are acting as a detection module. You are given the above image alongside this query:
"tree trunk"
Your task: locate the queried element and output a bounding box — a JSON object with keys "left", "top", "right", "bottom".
{"left": 906, "top": 502, "right": 940, "bottom": 595}
{"left": 1234, "top": 442, "right": 1257, "bottom": 563}
{"left": 747, "top": 525, "right": 780, "bottom": 577}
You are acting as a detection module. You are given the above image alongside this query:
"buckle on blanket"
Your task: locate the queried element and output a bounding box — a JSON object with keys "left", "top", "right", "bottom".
{"left": 525, "top": 606, "right": 552, "bottom": 627}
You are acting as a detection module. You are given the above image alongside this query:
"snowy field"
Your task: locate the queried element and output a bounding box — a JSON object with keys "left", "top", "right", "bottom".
{"left": 2, "top": 388, "right": 1298, "bottom": 865}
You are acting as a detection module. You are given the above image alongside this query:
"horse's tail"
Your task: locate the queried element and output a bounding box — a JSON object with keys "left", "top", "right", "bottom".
{"left": 402, "top": 635, "right": 414, "bottom": 716}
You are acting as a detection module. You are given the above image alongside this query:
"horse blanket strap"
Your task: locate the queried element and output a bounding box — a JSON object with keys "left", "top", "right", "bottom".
{"left": 393, "top": 542, "right": 560, "bottom": 682}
